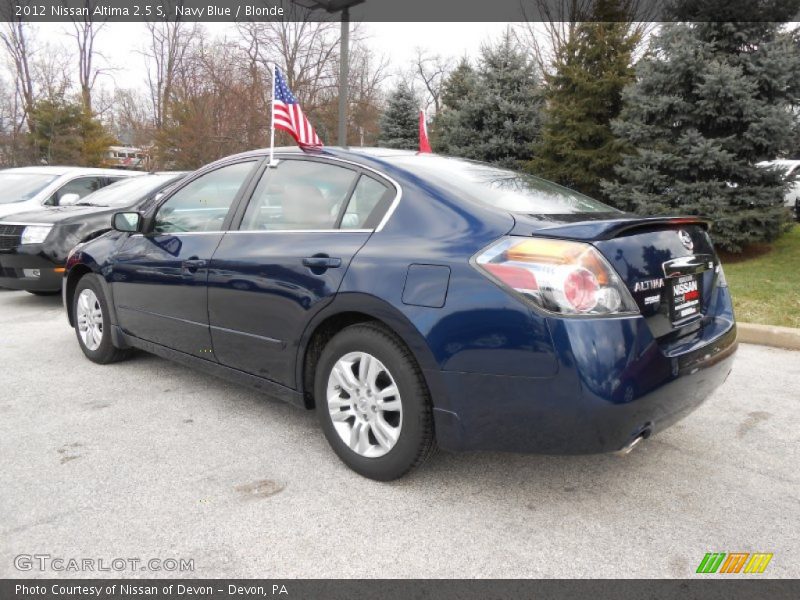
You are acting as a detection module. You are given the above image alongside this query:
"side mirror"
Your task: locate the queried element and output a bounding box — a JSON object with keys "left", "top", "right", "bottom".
{"left": 59, "top": 193, "right": 81, "bottom": 206}
{"left": 112, "top": 212, "right": 142, "bottom": 233}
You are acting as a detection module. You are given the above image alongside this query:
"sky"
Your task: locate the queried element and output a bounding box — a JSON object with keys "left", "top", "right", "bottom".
{"left": 32, "top": 21, "right": 515, "bottom": 97}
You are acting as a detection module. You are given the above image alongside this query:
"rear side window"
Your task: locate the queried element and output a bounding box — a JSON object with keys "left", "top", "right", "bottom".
{"left": 340, "top": 175, "right": 393, "bottom": 229}
{"left": 240, "top": 160, "right": 358, "bottom": 231}
{"left": 392, "top": 156, "right": 619, "bottom": 215}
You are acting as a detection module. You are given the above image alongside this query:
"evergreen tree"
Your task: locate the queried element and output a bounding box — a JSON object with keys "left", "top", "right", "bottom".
{"left": 28, "top": 99, "right": 115, "bottom": 167}
{"left": 433, "top": 59, "right": 477, "bottom": 155}
{"left": 530, "top": 0, "right": 640, "bottom": 200}
{"left": 604, "top": 1, "right": 800, "bottom": 252}
{"left": 378, "top": 83, "right": 419, "bottom": 150}
{"left": 441, "top": 57, "right": 476, "bottom": 112}
{"left": 435, "top": 31, "right": 543, "bottom": 168}
{"left": 80, "top": 113, "right": 116, "bottom": 167}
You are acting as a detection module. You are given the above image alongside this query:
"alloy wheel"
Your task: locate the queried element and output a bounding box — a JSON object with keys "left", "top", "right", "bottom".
{"left": 76, "top": 288, "right": 103, "bottom": 351}
{"left": 326, "top": 351, "right": 403, "bottom": 458}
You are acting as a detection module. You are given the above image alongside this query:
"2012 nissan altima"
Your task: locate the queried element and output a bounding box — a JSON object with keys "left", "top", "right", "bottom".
{"left": 62, "top": 148, "right": 738, "bottom": 480}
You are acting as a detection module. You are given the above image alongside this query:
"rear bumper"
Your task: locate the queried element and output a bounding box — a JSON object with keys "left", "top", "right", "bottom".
{"left": 430, "top": 288, "right": 737, "bottom": 454}
{"left": 0, "top": 251, "right": 62, "bottom": 291}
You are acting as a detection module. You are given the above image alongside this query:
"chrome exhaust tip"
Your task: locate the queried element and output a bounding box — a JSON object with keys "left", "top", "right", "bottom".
{"left": 614, "top": 430, "right": 649, "bottom": 456}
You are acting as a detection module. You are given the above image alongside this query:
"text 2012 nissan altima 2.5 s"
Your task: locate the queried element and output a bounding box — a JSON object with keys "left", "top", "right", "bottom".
{"left": 62, "top": 147, "right": 738, "bottom": 480}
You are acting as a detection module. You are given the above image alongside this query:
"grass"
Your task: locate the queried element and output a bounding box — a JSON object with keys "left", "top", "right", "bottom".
{"left": 718, "top": 225, "right": 800, "bottom": 329}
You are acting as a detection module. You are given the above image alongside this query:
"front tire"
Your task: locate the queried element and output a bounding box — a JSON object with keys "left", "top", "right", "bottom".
{"left": 315, "top": 323, "right": 436, "bottom": 481}
{"left": 72, "top": 274, "right": 130, "bottom": 364}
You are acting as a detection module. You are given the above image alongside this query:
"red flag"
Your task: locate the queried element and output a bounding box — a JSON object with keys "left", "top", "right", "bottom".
{"left": 419, "top": 110, "right": 432, "bottom": 153}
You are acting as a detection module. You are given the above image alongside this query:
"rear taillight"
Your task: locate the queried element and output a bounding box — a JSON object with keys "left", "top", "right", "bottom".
{"left": 474, "top": 237, "right": 639, "bottom": 316}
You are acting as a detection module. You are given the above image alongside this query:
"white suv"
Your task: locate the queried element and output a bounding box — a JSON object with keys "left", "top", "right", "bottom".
{"left": 0, "top": 166, "right": 143, "bottom": 219}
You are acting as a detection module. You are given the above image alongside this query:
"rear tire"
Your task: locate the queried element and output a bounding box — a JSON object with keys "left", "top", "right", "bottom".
{"left": 315, "top": 323, "right": 436, "bottom": 481}
{"left": 72, "top": 274, "right": 130, "bottom": 364}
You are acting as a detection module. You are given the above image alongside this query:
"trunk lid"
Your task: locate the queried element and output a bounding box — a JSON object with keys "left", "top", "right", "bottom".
{"left": 511, "top": 214, "right": 723, "bottom": 340}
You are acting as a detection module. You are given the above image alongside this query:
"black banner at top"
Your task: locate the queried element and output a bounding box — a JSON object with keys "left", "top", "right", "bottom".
{"left": 4, "top": 0, "right": 800, "bottom": 22}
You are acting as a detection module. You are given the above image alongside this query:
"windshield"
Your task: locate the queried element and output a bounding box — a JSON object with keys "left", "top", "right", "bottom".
{"left": 0, "top": 173, "right": 59, "bottom": 204}
{"left": 392, "top": 156, "right": 619, "bottom": 215}
{"left": 77, "top": 174, "right": 182, "bottom": 207}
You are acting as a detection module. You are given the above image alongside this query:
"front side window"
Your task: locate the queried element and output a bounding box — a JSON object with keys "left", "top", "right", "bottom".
{"left": 154, "top": 161, "right": 255, "bottom": 233}
{"left": 240, "top": 160, "right": 358, "bottom": 231}
{"left": 48, "top": 177, "right": 105, "bottom": 205}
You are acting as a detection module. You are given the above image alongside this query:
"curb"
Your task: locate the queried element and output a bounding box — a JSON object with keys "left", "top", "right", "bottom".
{"left": 737, "top": 322, "right": 800, "bottom": 351}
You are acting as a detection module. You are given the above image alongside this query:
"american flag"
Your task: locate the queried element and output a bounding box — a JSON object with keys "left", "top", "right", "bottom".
{"left": 273, "top": 67, "right": 322, "bottom": 148}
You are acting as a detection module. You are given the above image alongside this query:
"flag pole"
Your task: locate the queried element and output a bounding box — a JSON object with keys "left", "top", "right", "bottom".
{"left": 269, "top": 63, "right": 277, "bottom": 166}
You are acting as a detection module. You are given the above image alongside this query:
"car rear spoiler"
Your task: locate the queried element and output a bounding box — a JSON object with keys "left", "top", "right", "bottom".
{"left": 512, "top": 216, "right": 712, "bottom": 241}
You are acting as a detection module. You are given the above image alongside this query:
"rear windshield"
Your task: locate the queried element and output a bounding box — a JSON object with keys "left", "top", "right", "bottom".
{"left": 78, "top": 174, "right": 183, "bottom": 207}
{"left": 0, "top": 173, "right": 59, "bottom": 204}
{"left": 392, "top": 156, "right": 619, "bottom": 215}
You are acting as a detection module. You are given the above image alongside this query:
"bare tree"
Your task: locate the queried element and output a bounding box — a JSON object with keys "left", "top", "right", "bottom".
{"left": 143, "top": 4, "right": 198, "bottom": 130}
{"left": 236, "top": 5, "right": 347, "bottom": 145}
{"left": 236, "top": 2, "right": 342, "bottom": 110}
{"left": 155, "top": 33, "right": 271, "bottom": 167}
{"left": 413, "top": 48, "right": 453, "bottom": 114}
{"left": 32, "top": 40, "right": 72, "bottom": 102}
{"left": 68, "top": 0, "right": 109, "bottom": 113}
{"left": 516, "top": 0, "right": 654, "bottom": 76}
{"left": 516, "top": 0, "right": 593, "bottom": 76}
{"left": 106, "top": 87, "right": 153, "bottom": 147}
{"left": 346, "top": 43, "right": 390, "bottom": 146}
{"left": 0, "top": 16, "right": 36, "bottom": 131}
{"left": 0, "top": 76, "right": 27, "bottom": 165}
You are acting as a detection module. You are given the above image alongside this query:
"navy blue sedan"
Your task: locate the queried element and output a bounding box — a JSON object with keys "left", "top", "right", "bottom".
{"left": 63, "top": 148, "right": 737, "bottom": 480}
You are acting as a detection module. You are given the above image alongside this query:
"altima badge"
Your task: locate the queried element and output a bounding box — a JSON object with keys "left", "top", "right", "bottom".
{"left": 633, "top": 278, "right": 665, "bottom": 293}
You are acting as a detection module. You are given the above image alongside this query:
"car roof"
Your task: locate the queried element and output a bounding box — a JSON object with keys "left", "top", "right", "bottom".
{"left": 0, "top": 166, "right": 144, "bottom": 176}
{"left": 105, "top": 171, "right": 186, "bottom": 183}
{"left": 197, "top": 147, "right": 425, "bottom": 186}
{"left": 215, "top": 146, "right": 420, "bottom": 164}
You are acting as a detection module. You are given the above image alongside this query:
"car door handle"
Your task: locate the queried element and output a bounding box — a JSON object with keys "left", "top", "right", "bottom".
{"left": 182, "top": 258, "right": 207, "bottom": 272}
{"left": 302, "top": 256, "right": 341, "bottom": 269}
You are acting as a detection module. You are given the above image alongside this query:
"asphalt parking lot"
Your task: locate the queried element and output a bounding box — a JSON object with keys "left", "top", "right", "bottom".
{"left": 1, "top": 287, "right": 798, "bottom": 579}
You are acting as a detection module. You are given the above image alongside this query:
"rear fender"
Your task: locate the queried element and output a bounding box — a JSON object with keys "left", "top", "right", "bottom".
{"left": 295, "top": 292, "right": 461, "bottom": 448}
{"left": 294, "top": 292, "right": 447, "bottom": 403}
